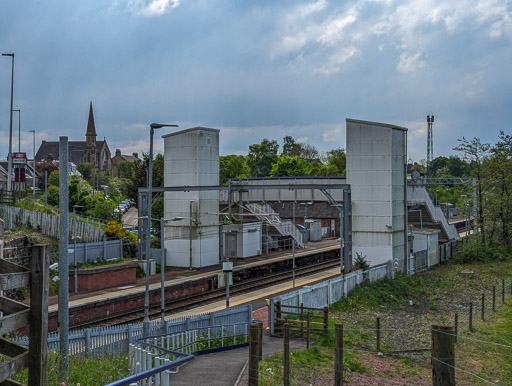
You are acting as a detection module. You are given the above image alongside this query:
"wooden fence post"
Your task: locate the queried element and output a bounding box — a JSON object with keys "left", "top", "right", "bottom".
{"left": 502, "top": 279, "right": 505, "bottom": 304}
{"left": 300, "top": 303, "right": 304, "bottom": 338}
{"left": 275, "top": 301, "right": 282, "bottom": 335}
{"left": 432, "top": 325, "right": 455, "bottom": 386}
{"left": 284, "top": 324, "right": 290, "bottom": 386}
{"left": 454, "top": 313, "right": 458, "bottom": 344}
{"left": 29, "top": 244, "right": 49, "bottom": 386}
{"left": 469, "top": 302, "right": 473, "bottom": 331}
{"left": 493, "top": 286, "right": 496, "bottom": 312}
{"left": 258, "top": 322, "right": 263, "bottom": 361}
{"left": 306, "top": 314, "right": 310, "bottom": 349}
{"left": 334, "top": 324, "right": 343, "bottom": 386}
{"left": 481, "top": 294, "right": 485, "bottom": 320}
{"left": 376, "top": 317, "right": 381, "bottom": 352}
{"left": 323, "top": 306, "right": 329, "bottom": 336}
{"left": 248, "top": 323, "right": 260, "bottom": 386}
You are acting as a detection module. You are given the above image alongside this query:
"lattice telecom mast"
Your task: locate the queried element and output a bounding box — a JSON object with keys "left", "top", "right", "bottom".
{"left": 426, "top": 113, "right": 434, "bottom": 179}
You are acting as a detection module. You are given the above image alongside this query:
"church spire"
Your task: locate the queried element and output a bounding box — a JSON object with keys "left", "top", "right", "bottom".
{"left": 86, "top": 101, "right": 97, "bottom": 137}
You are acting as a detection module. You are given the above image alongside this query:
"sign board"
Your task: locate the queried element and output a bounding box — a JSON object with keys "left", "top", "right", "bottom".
{"left": 223, "top": 262, "right": 233, "bottom": 272}
{"left": 12, "top": 152, "right": 27, "bottom": 165}
{"left": 14, "top": 167, "right": 25, "bottom": 183}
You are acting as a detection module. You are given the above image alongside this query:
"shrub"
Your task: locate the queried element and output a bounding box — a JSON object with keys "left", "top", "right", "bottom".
{"left": 353, "top": 252, "right": 370, "bottom": 270}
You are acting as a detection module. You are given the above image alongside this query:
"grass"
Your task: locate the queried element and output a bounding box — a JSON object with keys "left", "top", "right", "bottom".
{"left": 73, "top": 258, "right": 135, "bottom": 270}
{"left": 325, "top": 258, "right": 512, "bottom": 384}
{"left": 259, "top": 257, "right": 512, "bottom": 384}
{"left": 454, "top": 301, "right": 512, "bottom": 384}
{"left": 12, "top": 351, "right": 129, "bottom": 385}
{"left": 258, "top": 346, "right": 361, "bottom": 385}
{"left": 329, "top": 272, "right": 427, "bottom": 312}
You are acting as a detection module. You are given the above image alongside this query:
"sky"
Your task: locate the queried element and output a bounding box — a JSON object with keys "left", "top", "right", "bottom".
{"left": 0, "top": 0, "right": 511, "bottom": 162}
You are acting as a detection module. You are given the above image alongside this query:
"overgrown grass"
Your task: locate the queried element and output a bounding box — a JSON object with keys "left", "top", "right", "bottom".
{"left": 330, "top": 273, "right": 426, "bottom": 312}
{"left": 258, "top": 346, "right": 367, "bottom": 385}
{"left": 453, "top": 235, "right": 512, "bottom": 264}
{"left": 455, "top": 301, "right": 512, "bottom": 384}
{"left": 12, "top": 351, "right": 129, "bottom": 385}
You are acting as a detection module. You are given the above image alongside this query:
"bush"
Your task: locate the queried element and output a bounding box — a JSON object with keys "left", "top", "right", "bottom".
{"left": 454, "top": 235, "right": 512, "bottom": 263}
{"left": 353, "top": 252, "right": 370, "bottom": 270}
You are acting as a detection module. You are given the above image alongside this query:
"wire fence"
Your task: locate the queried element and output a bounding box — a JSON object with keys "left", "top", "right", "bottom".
{"left": 248, "top": 277, "right": 512, "bottom": 385}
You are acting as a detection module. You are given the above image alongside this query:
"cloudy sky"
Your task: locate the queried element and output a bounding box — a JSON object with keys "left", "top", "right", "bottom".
{"left": 1, "top": 0, "right": 511, "bottom": 162}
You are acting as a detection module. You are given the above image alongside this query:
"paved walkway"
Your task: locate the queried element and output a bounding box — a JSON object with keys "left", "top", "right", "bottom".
{"left": 169, "top": 332, "right": 307, "bottom": 386}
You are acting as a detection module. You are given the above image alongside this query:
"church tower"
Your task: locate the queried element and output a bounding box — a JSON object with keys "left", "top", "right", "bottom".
{"left": 84, "top": 101, "right": 97, "bottom": 168}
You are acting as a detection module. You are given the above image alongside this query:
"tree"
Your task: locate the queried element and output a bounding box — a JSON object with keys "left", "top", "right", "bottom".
{"left": 76, "top": 162, "right": 94, "bottom": 180}
{"left": 48, "top": 170, "right": 60, "bottom": 187}
{"left": 220, "top": 155, "right": 249, "bottom": 185}
{"left": 247, "top": 139, "right": 279, "bottom": 177}
{"left": 325, "top": 148, "right": 346, "bottom": 176}
{"left": 46, "top": 185, "right": 59, "bottom": 206}
{"left": 85, "top": 195, "right": 116, "bottom": 221}
{"left": 270, "top": 156, "right": 308, "bottom": 177}
{"left": 118, "top": 161, "right": 136, "bottom": 179}
{"left": 453, "top": 137, "right": 490, "bottom": 242}
{"left": 481, "top": 131, "right": 512, "bottom": 246}
{"left": 68, "top": 176, "right": 91, "bottom": 210}
{"left": 300, "top": 144, "right": 319, "bottom": 161}
{"left": 282, "top": 136, "right": 302, "bottom": 157}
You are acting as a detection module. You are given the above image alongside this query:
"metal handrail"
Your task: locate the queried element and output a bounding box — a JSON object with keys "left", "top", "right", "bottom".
{"left": 106, "top": 320, "right": 261, "bottom": 386}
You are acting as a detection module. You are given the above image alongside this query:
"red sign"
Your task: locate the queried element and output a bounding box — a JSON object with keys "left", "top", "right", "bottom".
{"left": 15, "top": 167, "right": 26, "bottom": 183}
{"left": 13, "top": 152, "right": 27, "bottom": 165}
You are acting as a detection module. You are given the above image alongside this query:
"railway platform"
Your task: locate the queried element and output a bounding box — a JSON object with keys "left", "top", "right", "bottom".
{"left": 48, "top": 239, "right": 341, "bottom": 330}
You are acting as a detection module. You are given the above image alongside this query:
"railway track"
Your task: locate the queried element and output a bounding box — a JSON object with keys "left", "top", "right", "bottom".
{"left": 77, "top": 258, "right": 341, "bottom": 329}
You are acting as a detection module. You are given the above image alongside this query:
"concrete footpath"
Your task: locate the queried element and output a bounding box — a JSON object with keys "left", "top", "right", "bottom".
{"left": 168, "top": 332, "right": 307, "bottom": 386}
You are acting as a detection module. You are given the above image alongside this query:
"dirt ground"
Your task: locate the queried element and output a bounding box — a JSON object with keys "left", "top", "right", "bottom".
{"left": 240, "top": 261, "right": 512, "bottom": 385}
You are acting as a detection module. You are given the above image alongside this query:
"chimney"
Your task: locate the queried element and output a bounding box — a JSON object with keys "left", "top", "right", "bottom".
{"left": 133, "top": 152, "right": 138, "bottom": 159}
{"left": 115, "top": 149, "right": 121, "bottom": 156}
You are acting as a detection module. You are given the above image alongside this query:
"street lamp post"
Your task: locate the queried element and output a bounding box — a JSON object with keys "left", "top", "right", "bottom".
{"left": 2, "top": 53, "right": 14, "bottom": 194}
{"left": 189, "top": 201, "right": 194, "bottom": 270}
{"left": 72, "top": 205, "right": 84, "bottom": 294}
{"left": 13, "top": 108, "right": 20, "bottom": 152}
{"left": 292, "top": 202, "right": 296, "bottom": 288}
{"left": 29, "top": 130, "right": 35, "bottom": 199}
{"left": 143, "top": 123, "right": 178, "bottom": 337}
{"left": 160, "top": 218, "right": 166, "bottom": 333}
{"left": 300, "top": 202, "right": 312, "bottom": 245}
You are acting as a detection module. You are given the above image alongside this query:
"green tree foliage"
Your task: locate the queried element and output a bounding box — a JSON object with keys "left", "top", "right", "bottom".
{"left": 48, "top": 170, "right": 60, "bottom": 187}
{"left": 282, "top": 136, "right": 302, "bottom": 157}
{"left": 219, "top": 155, "right": 249, "bottom": 185}
{"left": 68, "top": 177, "right": 91, "bottom": 210}
{"left": 453, "top": 137, "right": 491, "bottom": 242}
{"left": 107, "top": 177, "right": 122, "bottom": 199}
{"left": 325, "top": 148, "right": 346, "bottom": 175}
{"left": 430, "top": 156, "right": 471, "bottom": 177}
{"left": 118, "top": 161, "right": 136, "bottom": 179}
{"left": 480, "top": 131, "right": 512, "bottom": 247}
{"left": 76, "top": 162, "right": 94, "bottom": 180}
{"left": 46, "top": 185, "right": 59, "bottom": 206}
{"left": 270, "top": 156, "right": 308, "bottom": 177}
{"left": 122, "top": 152, "right": 165, "bottom": 206}
{"left": 247, "top": 139, "right": 279, "bottom": 177}
{"left": 282, "top": 136, "right": 319, "bottom": 161}
{"left": 85, "top": 195, "right": 116, "bottom": 221}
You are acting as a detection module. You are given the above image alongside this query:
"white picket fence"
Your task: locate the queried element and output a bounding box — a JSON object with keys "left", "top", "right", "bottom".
{"left": 269, "top": 262, "right": 392, "bottom": 334}
{"left": 17, "top": 304, "right": 253, "bottom": 358}
{"left": 0, "top": 205, "right": 105, "bottom": 242}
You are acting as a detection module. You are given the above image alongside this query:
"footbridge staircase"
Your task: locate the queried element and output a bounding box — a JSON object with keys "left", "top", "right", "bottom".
{"left": 245, "top": 203, "right": 304, "bottom": 248}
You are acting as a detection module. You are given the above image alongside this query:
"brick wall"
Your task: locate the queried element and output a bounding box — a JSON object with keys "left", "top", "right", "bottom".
{"left": 68, "top": 262, "right": 138, "bottom": 293}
